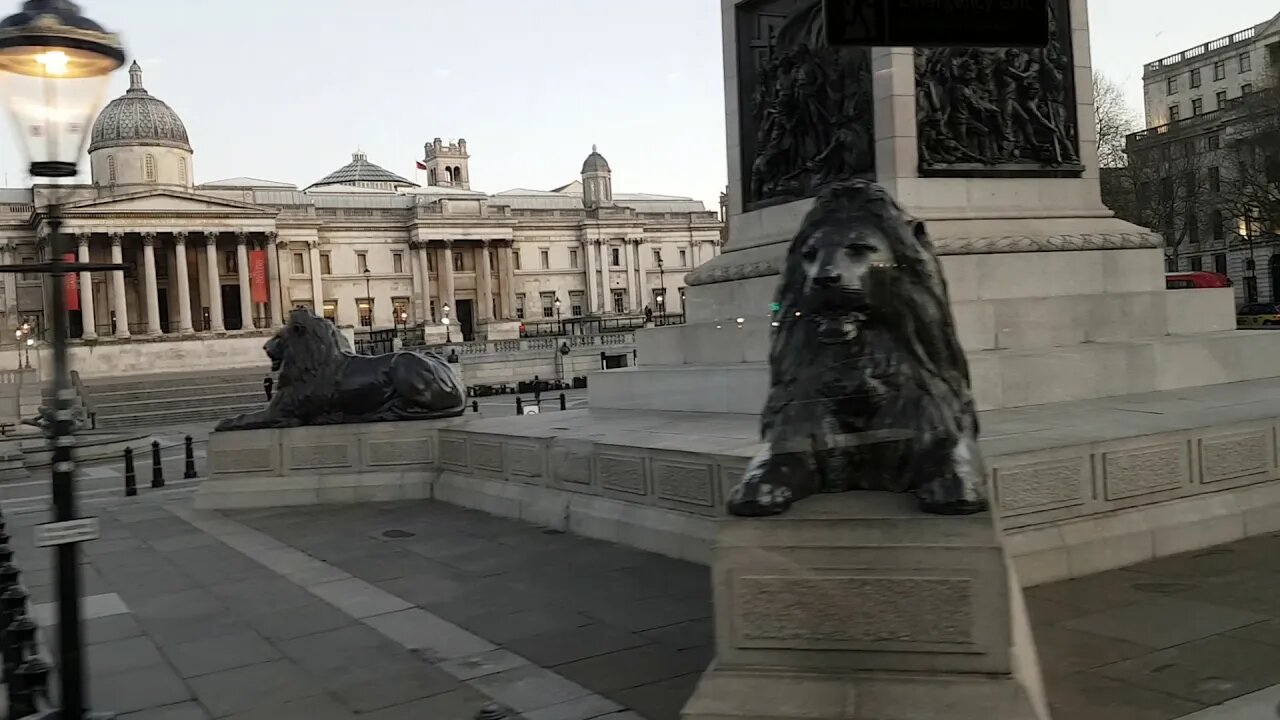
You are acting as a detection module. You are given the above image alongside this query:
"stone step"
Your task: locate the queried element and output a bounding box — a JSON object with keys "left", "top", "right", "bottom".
{"left": 90, "top": 381, "right": 263, "bottom": 405}
{"left": 95, "top": 404, "right": 262, "bottom": 430}
{"left": 85, "top": 369, "right": 268, "bottom": 394}
{"left": 93, "top": 392, "right": 265, "bottom": 418}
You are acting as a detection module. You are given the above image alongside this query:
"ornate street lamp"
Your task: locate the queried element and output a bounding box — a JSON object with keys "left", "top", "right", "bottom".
{"left": 553, "top": 297, "right": 562, "bottom": 335}
{"left": 655, "top": 251, "right": 666, "bottom": 318}
{"left": 362, "top": 267, "right": 372, "bottom": 327}
{"left": 442, "top": 303, "right": 452, "bottom": 343}
{"left": 0, "top": 2, "right": 125, "bottom": 719}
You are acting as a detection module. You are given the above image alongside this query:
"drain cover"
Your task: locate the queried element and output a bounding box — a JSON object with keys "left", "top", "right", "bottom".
{"left": 381, "top": 529, "right": 415, "bottom": 539}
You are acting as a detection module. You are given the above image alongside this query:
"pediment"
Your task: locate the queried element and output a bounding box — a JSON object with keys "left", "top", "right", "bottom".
{"left": 61, "top": 189, "right": 277, "bottom": 216}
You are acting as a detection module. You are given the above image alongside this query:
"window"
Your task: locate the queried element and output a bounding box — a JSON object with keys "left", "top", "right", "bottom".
{"left": 1191, "top": 97, "right": 1203, "bottom": 115}
{"left": 610, "top": 247, "right": 621, "bottom": 266}
{"left": 426, "top": 253, "right": 435, "bottom": 272}
{"left": 452, "top": 251, "right": 464, "bottom": 272}
{"left": 1245, "top": 276, "right": 1259, "bottom": 303}
{"left": 569, "top": 291, "right": 584, "bottom": 317}
{"left": 1239, "top": 52, "right": 1251, "bottom": 73}
{"left": 1190, "top": 68, "right": 1201, "bottom": 88}
{"left": 653, "top": 287, "right": 668, "bottom": 310}
{"left": 357, "top": 253, "right": 368, "bottom": 273}
{"left": 1210, "top": 208, "right": 1224, "bottom": 240}
{"left": 1213, "top": 60, "right": 1225, "bottom": 81}
{"left": 1209, "top": 166, "right": 1221, "bottom": 192}
{"left": 292, "top": 253, "right": 305, "bottom": 274}
{"left": 1166, "top": 76, "right": 1178, "bottom": 95}
{"left": 539, "top": 249, "right": 549, "bottom": 269}
{"left": 652, "top": 248, "right": 662, "bottom": 264}
{"left": 1168, "top": 103, "right": 1180, "bottom": 122}
{"left": 19, "top": 256, "right": 35, "bottom": 282}
{"left": 144, "top": 154, "right": 155, "bottom": 182}
{"left": 1207, "top": 134, "right": 1220, "bottom": 151}
{"left": 679, "top": 248, "right": 688, "bottom": 266}
{"left": 515, "top": 293, "right": 526, "bottom": 320}
{"left": 392, "top": 297, "right": 410, "bottom": 324}
{"left": 1216, "top": 90, "right": 1227, "bottom": 109}
{"left": 1242, "top": 83, "right": 1253, "bottom": 95}
{"left": 512, "top": 249, "right": 521, "bottom": 270}
{"left": 1189, "top": 256, "right": 1203, "bottom": 271}
{"left": 107, "top": 155, "right": 116, "bottom": 183}
{"left": 357, "top": 299, "right": 373, "bottom": 327}
{"left": 322, "top": 301, "right": 336, "bottom": 322}
{"left": 569, "top": 249, "right": 578, "bottom": 269}
{"left": 539, "top": 292, "right": 556, "bottom": 319}
{"left": 1187, "top": 211, "right": 1200, "bottom": 243}
{"left": 611, "top": 289, "right": 626, "bottom": 314}
{"left": 223, "top": 251, "right": 237, "bottom": 274}
{"left": 1214, "top": 253, "right": 1227, "bottom": 275}
{"left": 429, "top": 300, "right": 437, "bottom": 322}
{"left": 320, "top": 253, "right": 332, "bottom": 275}
{"left": 178, "top": 157, "right": 187, "bottom": 183}
{"left": 393, "top": 253, "right": 404, "bottom": 274}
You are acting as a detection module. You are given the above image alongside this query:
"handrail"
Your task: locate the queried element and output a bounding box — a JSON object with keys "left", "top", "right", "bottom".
{"left": 70, "top": 369, "right": 97, "bottom": 430}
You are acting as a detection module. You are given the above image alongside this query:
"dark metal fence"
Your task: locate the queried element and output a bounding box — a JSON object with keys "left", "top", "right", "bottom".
{"left": 353, "top": 329, "right": 396, "bottom": 356}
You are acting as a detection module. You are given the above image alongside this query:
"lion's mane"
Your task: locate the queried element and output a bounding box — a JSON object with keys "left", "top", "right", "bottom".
{"left": 271, "top": 311, "right": 347, "bottom": 424}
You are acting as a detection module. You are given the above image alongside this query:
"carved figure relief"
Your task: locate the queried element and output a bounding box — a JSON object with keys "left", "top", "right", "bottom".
{"left": 737, "top": 0, "right": 874, "bottom": 210}
{"left": 215, "top": 309, "right": 465, "bottom": 431}
{"left": 728, "top": 181, "right": 987, "bottom": 517}
{"left": 915, "top": 0, "right": 1081, "bottom": 176}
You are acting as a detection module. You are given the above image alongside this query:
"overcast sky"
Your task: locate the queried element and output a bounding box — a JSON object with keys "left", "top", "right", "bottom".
{"left": 0, "top": 1, "right": 1273, "bottom": 206}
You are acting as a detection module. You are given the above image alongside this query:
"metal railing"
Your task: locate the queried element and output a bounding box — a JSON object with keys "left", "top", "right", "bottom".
{"left": 409, "top": 331, "right": 637, "bottom": 357}
{"left": 1146, "top": 26, "right": 1257, "bottom": 72}
{"left": 70, "top": 369, "right": 96, "bottom": 429}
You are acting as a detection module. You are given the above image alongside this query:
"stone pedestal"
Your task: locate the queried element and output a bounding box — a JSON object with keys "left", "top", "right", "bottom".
{"left": 682, "top": 493, "right": 1049, "bottom": 719}
{"left": 477, "top": 319, "right": 522, "bottom": 341}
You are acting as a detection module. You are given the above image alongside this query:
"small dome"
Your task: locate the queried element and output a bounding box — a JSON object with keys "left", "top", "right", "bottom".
{"left": 308, "top": 150, "right": 418, "bottom": 190}
{"left": 90, "top": 62, "right": 191, "bottom": 153}
{"left": 581, "top": 144, "right": 611, "bottom": 174}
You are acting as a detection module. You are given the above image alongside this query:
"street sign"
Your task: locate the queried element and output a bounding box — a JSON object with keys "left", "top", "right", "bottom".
{"left": 33, "top": 517, "right": 100, "bottom": 547}
{"left": 824, "top": 0, "right": 1051, "bottom": 48}
{"left": 524, "top": 407, "right": 540, "bottom": 416}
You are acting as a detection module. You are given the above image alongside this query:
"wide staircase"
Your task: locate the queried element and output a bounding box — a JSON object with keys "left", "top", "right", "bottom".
{"left": 79, "top": 369, "right": 269, "bottom": 430}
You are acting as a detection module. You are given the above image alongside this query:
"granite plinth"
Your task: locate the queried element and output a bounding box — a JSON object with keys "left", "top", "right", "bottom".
{"left": 681, "top": 493, "right": 1048, "bottom": 719}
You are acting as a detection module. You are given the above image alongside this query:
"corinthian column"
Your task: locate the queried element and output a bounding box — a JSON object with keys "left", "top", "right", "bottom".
{"left": 109, "top": 233, "right": 130, "bottom": 339}
{"left": 173, "top": 232, "right": 194, "bottom": 334}
{"left": 236, "top": 231, "right": 253, "bottom": 330}
{"left": 498, "top": 244, "right": 516, "bottom": 319}
{"left": 437, "top": 240, "right": 456, "bottom": 317}
{"left": 475, "top": 240, "right": 493, "bottom": 321}
{"left": 141, "top": 232, "right": 163, "bottom": 336}
{"left": 414, "top": 241, "right": 433, "bottom": 322}
{"left": 76, "top": 233, "right": 97, "bottom": 340}
{"left": 204, "top": 232, "right": 225, "bottom": 332}
{"left": 308, "top": 241, "right": 324, "bottom": 312}
{"left": 266, "top": 232, "right": 283, "bottom": 326}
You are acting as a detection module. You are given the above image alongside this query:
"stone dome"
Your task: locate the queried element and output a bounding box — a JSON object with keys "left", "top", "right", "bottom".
{"left": 581, "top": 145, "right": 611, "bottom": 174}
{"left": 308, "top": 151, "right": 417, "bottom": 190}
{"left": 89, "top": 62, "right": 191, "bottom": 153}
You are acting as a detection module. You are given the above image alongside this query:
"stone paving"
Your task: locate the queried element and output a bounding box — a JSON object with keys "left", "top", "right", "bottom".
{"left": 2, "top": 497, "right": 1279, "bottom": 719}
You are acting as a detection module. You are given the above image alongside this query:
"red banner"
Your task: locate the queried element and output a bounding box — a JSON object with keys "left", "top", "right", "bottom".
{"left": 249, "top": 249, "right": 268, "bottom": 304}
{"left": 63, "top": 253, "right": 79, "bottom": 311}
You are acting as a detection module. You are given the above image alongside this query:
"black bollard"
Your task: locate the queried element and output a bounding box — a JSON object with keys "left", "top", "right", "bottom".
{"left": 0, "top": 545, "right": 11, "bottom": 567}
{"left": 0, "top": 559, "right": 18, "bottom": 594}
{"left": 3, "top": 613, "right": 34, "bottom": 686}
{"left": 151, "top": 440, "right": 165, "bottom": 489}
{"left": 515, "top": 397, "right": 523, "bottom": 416}
{"left": 184, "top": 435, "right": 197, "bottom": 479}
{"left": 0, "top": 584, "right": 27, "bottom": 635}
{"left": 471, "top": 400, "right": 479, "bottom": 413}
{"left": 559, "top": 393, "right": 566, "bottom": 411}
{"left": 11, "top": 653, "right": 50, "bottom": 718}
{"left": 124, "top": 447, "right": 137, "bottom": 497}
{"left": 475, "top": 705, "right": 508, "bottom": 720}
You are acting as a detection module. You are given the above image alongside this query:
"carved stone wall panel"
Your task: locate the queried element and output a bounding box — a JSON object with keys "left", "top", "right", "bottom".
{"left": 364, "top": 439, "right": 433, "bottom": 467}
{"left": 993, "top": 457, "right": 1089, "bottom": 516}
{"left": 550, "top": 443, "right": 594, "bottom": 488}
{"left": 505, "top": 442, "right": 546, "bottom": 482}
{"left": 213, "top": 447, "right": 274, "bottom": 474}
{"left": 1102, "top": 444, "right": 1187, "bottom": 501}
{"left": 439, "top": 435, "right": 468, "bottom": 470}
{"left": 654, "top": 459, "right": 717, "bottom": 509}
{"left": 735, "top": 0, "right": 874, "bottom": 211}
{"left": 598, "top": 453, "right": 648, "bottom": 497}
{"left": 732, "top": 574, "right": 974, "bottom": 650}
{"left": 288, "top": 443, "right": 351, "bottom": 470}
{"left": 470, "top": 440, "right": 505, "bottom": 475}
{"left": 1199, "top": 432, "right": 1271, "bottom": 485}
{"left": 914, "top": 0, "right": 1082, "bottom": 178}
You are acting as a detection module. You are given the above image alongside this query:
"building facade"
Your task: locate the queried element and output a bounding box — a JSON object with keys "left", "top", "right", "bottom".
{"left": 0, "top": 63, "right": 722, "bottom": 350}
{"left": 1121, "top": 12, "right": 1280, "bottom": 305}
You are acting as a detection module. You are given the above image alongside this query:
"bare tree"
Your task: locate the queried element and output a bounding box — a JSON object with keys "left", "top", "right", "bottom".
{"left": 1093, "top": 71, "right": 1140, "bottom": 169}
{"left": 1108, "top": 138, "right": 1214, "bottom": 268}
{"left": 1217, "top": 86, "right": 1280, "bottom": 242}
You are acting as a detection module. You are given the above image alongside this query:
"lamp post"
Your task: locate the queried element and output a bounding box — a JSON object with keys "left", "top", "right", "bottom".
{"left": 656, "top": 252, "right": 666, "bottom": 319}
{"left": 554, "top": 297, "right": 562, "bottom": 335}
{"left": 0, "top": 2, "right": 126, "bottom": 718}
{"left": 442, "top": 303, "right": 452, "bottom": 343}
{"left": 362, "top": 267, "right": 372, "bottom": 328}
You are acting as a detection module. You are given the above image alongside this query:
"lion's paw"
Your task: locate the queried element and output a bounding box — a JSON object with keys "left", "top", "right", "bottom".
{"left": 726, "top": 480, "right": 795, "bottom": 517}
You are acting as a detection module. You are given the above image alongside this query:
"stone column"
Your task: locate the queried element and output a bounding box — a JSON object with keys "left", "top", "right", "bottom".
{"left": 308, "top": 241, "right": 324, "bottom": 311}
{"left": 437, "top": 241, "right": 456, "bottom": 317}
{"left": 235, "top": 232, "right": 253, "bottom": 330}
{"left": 415, "top": 242, "right": 433, "bottom": 322}
{"left": 109, "top": 233, "right": 130, "bottom": 339}
{"left": 583, "top": 239, "right": 598, "bottom": 314}
{"left": 172, "top": 232, "right": 194, "bottom": 334}
{"left": 622, "top": 239, "right": 637, "bottom": 313}
{"left": 0, "top": 242, "right": 14, "bottom": 335}
{"left": 475, "top": 241, "right": 493, "bottom": 322}
{"left": 204, "top": 232, "right": 225, "bottom": 332}
{"left": 597, "top": 240, "right": 609, "bottom": 313}
{"left": 141, "top": 232, "right": 162, "bottom": 336}
{"left": 75, "top": 233, "right": 97, "bottom": 340}
{"left": 498, "top": 245, "right": 516, "bottom": 319}
{"left": 266, "top": 232, "right": 284, "bottom": 326}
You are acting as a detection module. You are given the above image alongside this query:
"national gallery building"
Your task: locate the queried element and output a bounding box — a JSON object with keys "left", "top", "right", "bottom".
{"left": 0, "top": 63, "right": 723, "bottom": 350}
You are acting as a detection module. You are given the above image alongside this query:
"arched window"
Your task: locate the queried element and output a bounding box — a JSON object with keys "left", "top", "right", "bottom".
{"left": 107, "top": 155, "right": 116, "bottom": 184}
{"left": 428, "top": 169, "right": 436, "bottom": 185}
{"left": 144, "top": 154, "right": 156, "bottom": 182}
{"left": 445, "top": 167, "right": 454, "bottom": 184}
{"left": 454, "top": 165, "right": 463, "bottom": 182}
{"left": 178, "top": 157, "right": 187, "bottom": 183}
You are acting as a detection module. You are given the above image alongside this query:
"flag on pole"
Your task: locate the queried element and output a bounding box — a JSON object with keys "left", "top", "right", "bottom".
{"left": 63, "top": 253, "right": 79, "bottom": 311}
{"left": 415, "top": 160, "right": 427, "bottom": 170}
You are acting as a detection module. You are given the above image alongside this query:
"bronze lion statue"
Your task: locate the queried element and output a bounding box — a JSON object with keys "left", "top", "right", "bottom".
{"left": 215, "top": 309, "right": 465, "bottom": 431}
{"left": 727, "top": 180, "right": 988, "bottom": 517}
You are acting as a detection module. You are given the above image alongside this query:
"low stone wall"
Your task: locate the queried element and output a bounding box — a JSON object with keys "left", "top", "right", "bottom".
{"left": 428, "top": 334, "right": 637, "bottom": 386}
{"left": 64, "top": 332, "right": 276, "bottom": 381}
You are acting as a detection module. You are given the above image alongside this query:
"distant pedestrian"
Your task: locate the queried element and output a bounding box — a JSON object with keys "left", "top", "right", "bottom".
{"left": 263, "top": 376, "right": 274, "bottom": 401}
